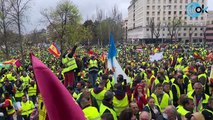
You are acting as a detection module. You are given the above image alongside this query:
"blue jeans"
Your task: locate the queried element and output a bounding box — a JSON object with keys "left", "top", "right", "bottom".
{"left": 89, "top": 71, "right": 98, "bottom": 87}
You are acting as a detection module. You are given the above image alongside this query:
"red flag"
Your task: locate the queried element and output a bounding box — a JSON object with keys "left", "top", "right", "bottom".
{"left": 206, "top": 53, "right": 213, "bottom": 60}
{"left": 31, "top": 54, "right": 86, "bottom": 120}
{"left": 14, "top": 59, "right": 22, "bottom": 67}
{"left": 48, "top": 42, "right": 61, "bottom": 58}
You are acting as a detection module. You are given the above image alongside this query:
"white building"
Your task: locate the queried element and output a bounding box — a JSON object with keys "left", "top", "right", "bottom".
{"left": 128, "top": 0, "right": 208, "bottom": 43}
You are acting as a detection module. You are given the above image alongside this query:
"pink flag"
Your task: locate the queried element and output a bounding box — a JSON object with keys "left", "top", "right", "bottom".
{"left": 15, "top": 59, "right": 22, "bottom": 68}
{"left": 31, "top": 54, "right": 86, "bottom": 120}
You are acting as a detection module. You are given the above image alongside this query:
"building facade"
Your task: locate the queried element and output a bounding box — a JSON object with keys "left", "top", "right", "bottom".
{"left": 206, "top": 11, "right": 213, "bottom": 44}
{"left": 128, "top": 0, "right": 208, "bottom": 43}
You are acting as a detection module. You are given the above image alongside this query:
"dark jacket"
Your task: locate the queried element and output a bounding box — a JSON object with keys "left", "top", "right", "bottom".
{"left": 143, "top": 105, "right": 161, "bottom": 119}
{"left": 202, "top": 106, "right": 213, "bottom": 120}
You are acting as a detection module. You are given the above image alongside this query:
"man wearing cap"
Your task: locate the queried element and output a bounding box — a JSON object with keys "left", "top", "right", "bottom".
{"left": 100, "top": 91, "right": 117, "bottom": 120}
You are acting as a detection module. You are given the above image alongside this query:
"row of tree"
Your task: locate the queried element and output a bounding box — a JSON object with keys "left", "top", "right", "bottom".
{"left": 0, "top": 0, "right": 124, "bottom": 60}
{"left": 147, "top": 17, "right": 207, "bottom": 45}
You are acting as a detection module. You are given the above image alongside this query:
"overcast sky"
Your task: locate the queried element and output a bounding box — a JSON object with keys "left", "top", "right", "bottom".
{"left": 25, "top": 0, "right": 213, "bottom": 33}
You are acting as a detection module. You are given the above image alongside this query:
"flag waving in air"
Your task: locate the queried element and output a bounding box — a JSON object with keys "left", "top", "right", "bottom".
{"left": 30, "top": 54, "right": 85, "bottom": 120}
{"left": 107, "top": 33, "right": 130, "bottom": 83}
{"left": 48, "top": 42, "right": 61, "bottom": 58}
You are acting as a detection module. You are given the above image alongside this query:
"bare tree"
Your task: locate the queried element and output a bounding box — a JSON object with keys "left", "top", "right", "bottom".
{"left": 166, "top": 17, "right": 182, "bottom": 44}
{"left": 201, "top": 26, "right": 207, "bottom": 47}
{"left": 148, "top": 18, "right": 155, "bottom": 41}
{"left": 0, "top": 0, "right": 13, "bottom": 59}
{"left": 154, "top": 22, "right": 161, "bottom": 40}
{"left": 188, "top": 25, "right": 196, "bottom": 46}
{"left": 9, "top": 0, "right": 31, "bottom": 62}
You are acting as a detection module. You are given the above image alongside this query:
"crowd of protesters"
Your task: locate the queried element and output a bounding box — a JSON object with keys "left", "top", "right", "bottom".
{"left": 0, "top": 43, "right": 212, "bottom": 120}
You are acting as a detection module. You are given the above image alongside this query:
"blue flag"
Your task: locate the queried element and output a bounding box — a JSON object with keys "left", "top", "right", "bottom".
{"left": 108, "top": 33, "right": 117, "bottom": 59}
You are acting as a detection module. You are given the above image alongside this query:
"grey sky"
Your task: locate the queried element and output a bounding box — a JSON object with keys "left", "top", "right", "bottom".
{"left": 26, "top": 0, "right": 213, "bottom": 33}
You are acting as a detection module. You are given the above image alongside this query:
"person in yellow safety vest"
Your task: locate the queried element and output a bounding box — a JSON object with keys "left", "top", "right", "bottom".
{"left": 0, "top": 92, "right": 15, "bottom": 120}
{"left": 91, "top": 80, "right": 107, "bottom": 107}
{"left": 177, "top": 97, "right": 194, "bottom": 119}
{"left": 80, "top": 95, "right": 100, "bottom": 120}
{"left": 163, "top": 82, "right": 173, "bottom": 102}
{"left": 143, "top": 97, "right": 161, "bottom": 120}
{"left": 152, "top": 70, "right": 169, "bottom": 93}
{"left": 202, "top": 97, "right": 213, "bottom": 120}
{"left": 187, "top": 75, "right": 198, "bottom": 93}
{"left": 20, "top": 71, "right": 31, "bottom": 89}
{"left": 28, "top": 81, "right": 37, "bottom": 104}
{"left": 14, "top": 79, "right": 24, "bottom": 102}
{"left": 187, "top": 82, "right": 209, "bottom": 112}
{"left": 20, "top": 95, "right": 35, "bottom": 120}
{"left": 62, "top": 45, "right": 78, "bottom": 88}
{"left": 88, "top": 55, "right": 99, "bottom": 87}
{"left": 172, "top": 74, "right": 187, "bottom": 107}
{"left": 151, "top": 83, "right": 172, "bottom": 111}
{"left": 198, "top": 66, "right": 209, "bottom": 95}
{"left": 113, "top": 83, "right": 129, "bottom": 117}
{"left": 73, "top": 81, "right": 84, "bottom": 99}
{"left": 6, "top": 71, "right": 16, "bottom": 83}
{"left": 99, "top": 91, "right": 117, "bottom": 120}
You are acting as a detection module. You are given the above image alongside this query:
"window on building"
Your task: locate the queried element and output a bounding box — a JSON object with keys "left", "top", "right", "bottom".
{"left": 152, "top": 6, "right": 155, "bottom": 10}
{"left": 164, "top": 0, "right": 166, "bottom": 4}
{"left": 180, "top": 0, "right": 183, "bottom": 3}
{"left": 212, "top": 21, "right": 213, "bottom": 24}
{"left": 163, "top": 34, "right": 165, "bottom": 36}
{"left": 158, "top": 6, "right": 160, "bottom": 9}
{"left": 185, "top": 17, "right": 187, "bottom": 20}
{"left": 194, "top": 33, "right": 197, "bottom": 36}
{"left": 147, "top": 11, "right": 149, "bottom": 15}
{"left": 201, "top": 17, "right": 203, "bottom": 20}
{"left": 147, "top": 28, "right": 149, "bottom": 31}
{"left": 174, "top": 0, "right": 177, "bottom": 3}
{"left": 163, "top": 28, "right": 165, "bottom": 31}
{"left": 153, "top": 0, "right": 155, "bottom": 3}
{"left": 174, "top": 5, "right": 177, "bottom": 9}
{"left": 168, "top": 17, "right": 171, "bottom": 20}
{"left": 174, "top": 11, "right": 177, "bottom": 15}
{"left": 180, "top": 6, "right": 182, "bottom": 9}
{"left": 152, "top": 12, "right": 155, "bottom": 15}
{"left": 163, "top": 17, "right": 165, "bottom": 20}
{"left": 147, "top": 6, "right": 150, "bottom": 10}
{"left": 200, "top": 33, "right": 203, "bottom": 36}
{"left": 163, "top": 11, "right": 166, "bottom": 14}
{"left": 168, "top": 11, "right": 171, "bottom": 15}
{"left": 157, "top": 11, "right": 160, "bottom": 15}
{"left": 184, "top": 33, "right": 186, "bottom": 36}
{"left": 190, "top": 17, "right": 192, "bottom": 20}
{"left": 157, "top": 17, "right": 160, "bottom": 20}
{"left": 169, "top": 0, "right": 172, "bottom": 3}
{"left": 200, "top": 28, "right": 203, "bottom": 30}
{"left": 179, "top": 11, "right": 182, "bottom": 14}
{"left": 178, "top": 33, "right": 181, "bottom": 36}
{"left": 195, "top": 28, "right": 197, "bottom": 30}
{"left": 185, "top": 11, "right": 187, "bottom": 14}
{"left": 185, "top": 0, "right": 188, "bottom": 3}
{"left": 158, "top": 0, "right": 160, "bottom": 3}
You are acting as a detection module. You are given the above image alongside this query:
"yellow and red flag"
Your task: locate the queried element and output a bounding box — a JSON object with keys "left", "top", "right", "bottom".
{"left": 3, "top": 59, "right": 16, "bottom": 65}
{"left": 48, "top": 42, "right": 61, "bottom": 58}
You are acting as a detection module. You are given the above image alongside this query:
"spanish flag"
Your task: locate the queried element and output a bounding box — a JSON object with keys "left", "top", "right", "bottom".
{"left": 48, "top": 42, "right": 61, "bottom": 58}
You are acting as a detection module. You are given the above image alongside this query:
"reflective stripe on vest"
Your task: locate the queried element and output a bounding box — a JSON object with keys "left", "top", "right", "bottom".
{"left": 62, "top": 57, "right": 77, "bottom": 73}
{"left": 28, "top": 85, "right": 37, "bottom": 96}
{"left": 113, "top": 94, "right": 129, "bottom": 116}
{"left": 89, "top": 60, "right": 98, "bottom": 68}
{"left": 99, "top": 103, "right": 117, "bottom": 120}
{"left": 151, "top": 93, "right": 169, "bottom": 110}
{"left": 202, "top": 109, "right": 213, "bottom": 115}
